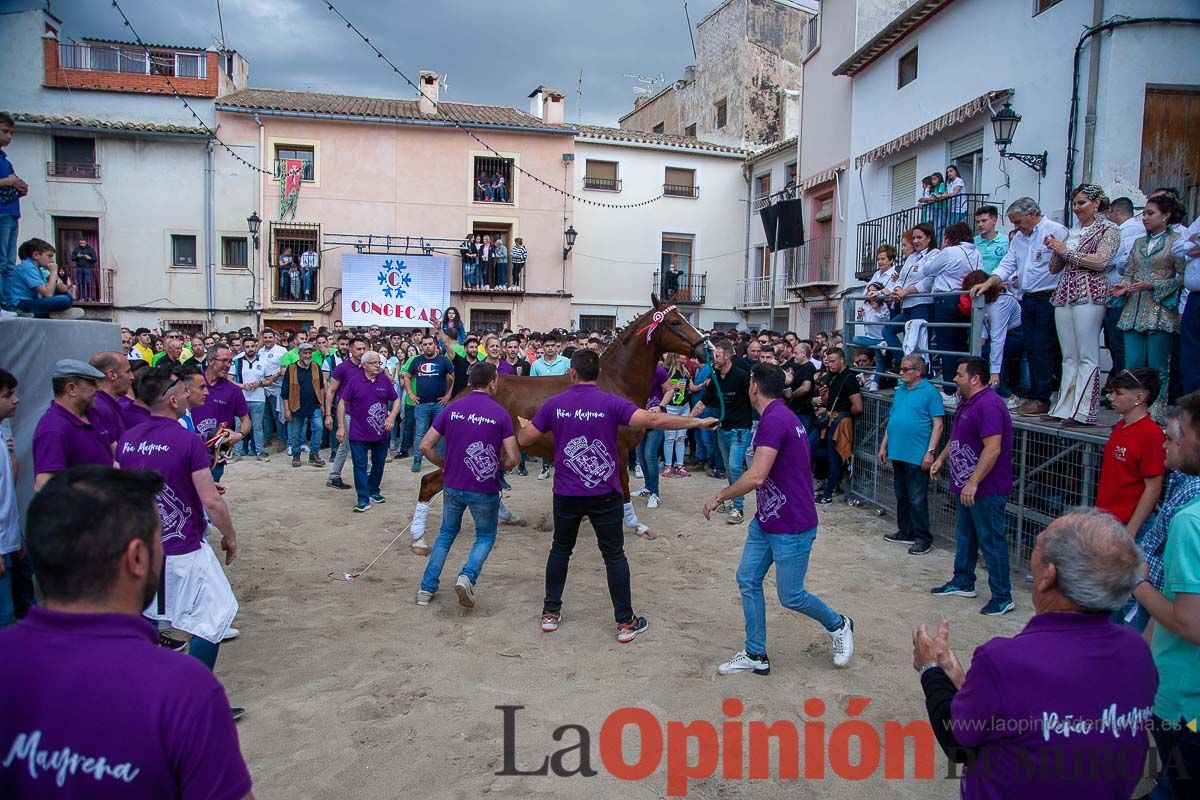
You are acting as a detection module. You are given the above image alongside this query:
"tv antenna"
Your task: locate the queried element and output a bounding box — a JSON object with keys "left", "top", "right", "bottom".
{"left": 438, "top": 73, "right": 450, "bottom": 97}
{"left": 576, "top": 67, "right": 583, "bottom": 124}
{"left": 625, "top": 72, "right": 665, "bottom": 96}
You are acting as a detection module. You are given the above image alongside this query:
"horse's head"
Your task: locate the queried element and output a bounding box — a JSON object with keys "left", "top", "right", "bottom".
{"left": 636, "top": 293, "right": 708, "bottom": 359}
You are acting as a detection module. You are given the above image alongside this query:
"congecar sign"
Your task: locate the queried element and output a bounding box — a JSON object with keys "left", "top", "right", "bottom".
{"left": 341, "top": 253, "right": 450, "bottom": 327}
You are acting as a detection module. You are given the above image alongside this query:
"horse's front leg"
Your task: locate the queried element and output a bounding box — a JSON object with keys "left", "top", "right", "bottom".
{"left": 619, "top": 443, "right": 653, "bottom": 539}
{"left": 409, "top": 468, "right": 445, "bottom": 555}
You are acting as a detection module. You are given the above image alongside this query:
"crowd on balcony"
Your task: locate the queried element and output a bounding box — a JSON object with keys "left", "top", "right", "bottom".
{"left": 460, "top": 234, "right": 526, "bottom": 291}
{"left": 473, "top": 168, "right": 509, "bottom": 203}
{"left": 276, "top": 246, "right": 321, "bottom": 302}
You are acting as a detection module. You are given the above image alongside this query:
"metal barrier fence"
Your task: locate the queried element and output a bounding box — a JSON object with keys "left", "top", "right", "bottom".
{"left": 847, "top": 392, "right": 1106, "bottom": 571}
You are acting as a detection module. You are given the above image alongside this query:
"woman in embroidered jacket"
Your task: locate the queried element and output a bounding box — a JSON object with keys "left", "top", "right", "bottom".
{"left": 1114, "top": 194, "right": 1186, "bottom": 421}
{"left": 1045, "top": 184, "right": 1120, "bottom": 426}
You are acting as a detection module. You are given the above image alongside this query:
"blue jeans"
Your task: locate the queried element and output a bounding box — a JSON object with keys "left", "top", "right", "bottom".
{"left": 1102, "top": 304, "right": 1125, "bottom": 380}
{"left": 0, "top": 553, "right": 14, "bottom": 627}
{"left": 188, "top": 636, "right": 220, "bottom": 670}
{"left": 399, "top": 407, "right": 416, "bottom": 455}
{"left": 16, "top": 291, "right": 74, "bottom": 317}
{"left": 421, "top": 488, "right": 500, "bottom": 592}
{"left": 1181, "top": 298, "right": 1200, "bottom": 395}
{"left": 1021, "top": 292, "right": 1058, "bottom": 404}
{"left": 815, "top": 412, "right": 851, "bottom": 496}
{"left": 931, "top": 295, "right": 965, "bottom": 392}
{"left": 951, "top": 493, "right": 1011, "bottom": 603}
{"left": 75, "top": 266, "right": 95, "bottom": 301}
{"left": 288, "top": 408, "right": 323, "bottom": 455}
{"left": 496, "top": 261, "right": 509, "bottom": 286}
{"left": 238, "top": 400, "right": 267, "bottom": 456}
{"left": 301, "top": 268, "right": 315, "bottom": 300}
{"left": 737, "top": 519, "right": 842, "bottom": 655}
{"left": 881, "top": 303, "right": 932, "bottom": 370}
{"left": 892, "top": 460, "right": 932, "bottom": 547}
{"left": 851, "top": 335, "right": 886, "bottom": 375}
{"left": 349, "top": 438, "right": 389, "bottom": 505}
{"left": 412, "top": 401, "right": 444, "bottom": 464}
{"left": 0, "top": 215, "right": 18, "bottom": 308}
{"left": 716, "top": 427, "right": 752, "bottom": 511}
{"left": 637, "top": 428, "right": 664, "bottom": 495}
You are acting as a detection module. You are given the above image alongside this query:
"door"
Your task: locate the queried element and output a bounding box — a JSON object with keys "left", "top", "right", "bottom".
{"left": 53, "top": 216, "right": 100, "bottom": 301}
{"left": 1141, "top": 88, "right": 1200, "bottom": 221}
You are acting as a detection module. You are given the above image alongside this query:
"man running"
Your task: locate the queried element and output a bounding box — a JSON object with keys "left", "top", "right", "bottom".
{"left": 415, "top": 362, "right": 519, "bottom": 607}
{"left": 704, "top": 363, "right": 855, "bottom": 675}
{"left": 518, "top": 349, "right": 717, "bottom": 642}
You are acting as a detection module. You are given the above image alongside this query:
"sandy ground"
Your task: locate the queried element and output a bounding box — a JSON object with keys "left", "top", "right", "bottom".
{"left": 215, "top": 452, "right": 1037, "bottom": 799}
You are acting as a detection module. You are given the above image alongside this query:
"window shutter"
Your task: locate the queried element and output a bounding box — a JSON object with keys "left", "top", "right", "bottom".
{"left": 949, "top": 129, "right": 984, "bottom": 160}
{"left": 890, "top": 157, "right": 917, "bottom": 213}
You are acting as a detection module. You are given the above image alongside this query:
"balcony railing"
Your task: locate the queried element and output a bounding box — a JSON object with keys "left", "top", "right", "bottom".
{"left": 785, "top": 236, "right": 842, "bottom": 289}
{"left": 47, "top": 161, "right": 101, "bottom": 179}
{"left": 664, "top": 183, "right": 700, "bottom": 198}
{"left": 74, "top": 267, "right": 115, "bottom": 306}
{"left": 751, "top": 196, "right": 772, "bottom": 212}
{"left": 271, "top": 265, "right": 321, "bottom": 304}
{"left": 735, "top": 273, "right": 789, "bottom": 309}
{"left": 57, "top": 43, "right": 207, "bottom": 78}
{"left": 855, "top": 193, "right": 991, "bottom": 280}
{"left": 651, "top": 271, "right": 706, "bottom": 305}
{"left": 583, "top": 176, "right": 622, "bottom": 192}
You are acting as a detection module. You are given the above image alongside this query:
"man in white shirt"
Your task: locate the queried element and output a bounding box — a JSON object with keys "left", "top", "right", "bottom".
{"left": 300, "top": 249, "right": 319, "bottom": 302}
{"left": 1104, "top": 197, "right": 1145, "bottom": 380}
{"left": 971, "top": 197, "right": 1068, "bottom": 417}
{"left": 232, "top": 335, "right": 270, "bottom": 461}
{"left": 258, "top": 328, "right": 288, "bottom": 451}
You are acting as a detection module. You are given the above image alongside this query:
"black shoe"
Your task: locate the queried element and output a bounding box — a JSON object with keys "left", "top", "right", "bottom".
{"left": 159, "top": 631, "right": 188, "bottom": 652}
{"left": 908, "top": 542, "right": 932, "bottom": 555}
{"left": 883, "top": 532, "right": 915, "bottom": 544}
{"left": 231, "top": 707, "right": 245, "bottom": 721}
{"left": 327, "top": 477, "right": 352, "bottom": 490}
{"left": 292, "top": 455, "right": 301, "bottom": 468}
{"left": 309, "top": 454, "right": 326, "bottom": 467}
{"left": 517, "top": 465, "right": 529, "bottom": 476}
{"left": 815, "top": 493, "right": 833, "bottom": 505}
{"left": 392, "top": 451, "right": 410, "bottom": 461}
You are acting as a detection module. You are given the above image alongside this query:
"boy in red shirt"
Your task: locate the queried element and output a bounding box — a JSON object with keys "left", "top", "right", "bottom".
{"left": 1097, "top": 368, "right": 1164, "bottom": 537}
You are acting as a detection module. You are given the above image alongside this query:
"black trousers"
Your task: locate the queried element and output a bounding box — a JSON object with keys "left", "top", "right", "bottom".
{"left": 1152, "top": 715, "right": 1200, "bottom": 798}
{"left": 543, "top": 492, "right": 632, "bottom": 623}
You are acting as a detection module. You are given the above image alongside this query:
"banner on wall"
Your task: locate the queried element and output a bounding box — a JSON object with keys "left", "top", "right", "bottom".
{"left": 279, "top": 158, "right": 303, "bottom": 220}
{"left": 341, "top": 253, "right": 451, "bottom": 327}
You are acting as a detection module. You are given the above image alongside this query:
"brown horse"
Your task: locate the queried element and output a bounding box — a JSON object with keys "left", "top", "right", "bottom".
{"left": 408, "top": 294, "right": 710, "bottom": 542}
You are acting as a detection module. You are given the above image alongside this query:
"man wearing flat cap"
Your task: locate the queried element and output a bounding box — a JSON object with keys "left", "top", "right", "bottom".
{"left": 33, "top": 359, "right": 118, "bottom": 489}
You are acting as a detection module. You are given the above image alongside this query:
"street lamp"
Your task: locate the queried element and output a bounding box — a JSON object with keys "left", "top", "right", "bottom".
{"left": 563, "top": 225, "right": 578, "bottom": 260}
{"left": 247, "top": 212, "right": 262, "bottom": 249}
{"left": 990, "top": 101, "right": 1047, "bottom": 177}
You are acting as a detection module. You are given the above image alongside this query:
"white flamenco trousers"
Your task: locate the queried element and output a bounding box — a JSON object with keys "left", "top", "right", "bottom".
{"left": 1050, "top": 303, "right": 1105, "bottom": 424}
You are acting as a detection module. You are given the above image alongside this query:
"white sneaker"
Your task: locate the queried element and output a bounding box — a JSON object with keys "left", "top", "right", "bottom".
{"left": 829, "top": 616, "right": 855, "bottom": 668}
{"left": 454, "top": 575, "right": 476, "bottom": 608}
{"left": 222, "top": 626, "right": 240, "bottom": 641}
{"left": 647, "top": 494, "right": 660, "bottom": 509}
{"left": 415, "top": 589, "right": 434, "bottom": 606}
{"left": 49, "top": 307, "right": 85, "bottom": 320}
{"left": 537, "top": 467, "right": 551, "bottom": 480}
{"left": 1005, "top": 395, "right": 1023, "bottom": 409}
{"left": 717, "top": 649, "right": 771, "bottom": 676}
{"left": 410, "top": 538, "right": 431, "bottom": 556}
{"left": 635, "top": 464, "right": 644, "bottom": 479}
{"left": 631, "top": 487, "right": 651, "bottom": 498}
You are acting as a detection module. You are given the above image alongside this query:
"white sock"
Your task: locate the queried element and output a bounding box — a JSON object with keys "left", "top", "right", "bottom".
{"left": 623, "top": 502, "right": 640, "bottom": 527}
{"left": 412, "top": 502, "right": 430, "bottom": 539}
{"left": 498, "top": 499, "right": 513, "bottom": 522}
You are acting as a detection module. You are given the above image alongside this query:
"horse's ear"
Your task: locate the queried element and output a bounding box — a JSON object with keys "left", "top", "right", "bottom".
{"left": 651, "top": 293, "right": 662, "bottom": 308}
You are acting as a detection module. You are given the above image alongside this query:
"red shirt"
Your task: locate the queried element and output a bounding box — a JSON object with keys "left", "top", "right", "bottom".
{"left": 1097, "top": 414, "right": 1165, "bottom": 523}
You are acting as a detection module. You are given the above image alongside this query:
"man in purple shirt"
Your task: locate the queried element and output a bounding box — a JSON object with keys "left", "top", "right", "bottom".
{"left": 703, "top": 363, "right": 855, "bottom": 675}
{"left": 930, "top": 356, "right": 1015, "bottom": 615}
{"left": 33, "top": 359, "right": 116, "bottom": 490}
{"left": 337, "top": 351, "right": 401, "bottom": 513}
{"left": 913, "top": 510, "right": 1155, "bottom": 799}
{"left": 116, "top": 367, "right": 242, "bottom": 686}
{"left": 0, "top": 466, "right": 253, "bottom": 799}
{"left": 416, "top": 362, "right": 520, "bottom": 608}
{"left": 89, "top": 351, "right": 132, "bottom": 442}
{"left": 190, "top": 346, "right": 249, "bottom": 482}
{"left": 518, "top": 349, "right": 717, "bottom": 642}
{"left": 324, "top": 336, "right": 366, "bottom": 490}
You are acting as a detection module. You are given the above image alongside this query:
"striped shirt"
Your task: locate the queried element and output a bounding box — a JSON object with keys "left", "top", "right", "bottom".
{"left": 1141, "top": 471, "right": 1200, "bottom": 594}
{"left": 510, "top": 245, "right": 528, "bottom": 264}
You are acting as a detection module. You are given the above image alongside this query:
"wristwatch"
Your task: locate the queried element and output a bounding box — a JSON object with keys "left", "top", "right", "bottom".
{"left": 919, "top": 662, "right": 941, "bottom": 676}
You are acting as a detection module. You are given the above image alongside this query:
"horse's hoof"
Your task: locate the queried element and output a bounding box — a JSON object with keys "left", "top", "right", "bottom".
{"left": 410, "top": 539, "right": 431, "bottom": 557}
{"left": 633, "top": 524, "right": 656, "bottom": 540}
{"left": 501, "top": 516, "right": 528, "bottom": 527}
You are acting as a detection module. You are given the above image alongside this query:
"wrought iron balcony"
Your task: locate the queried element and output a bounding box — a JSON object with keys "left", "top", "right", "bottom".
{"left": 664, "top": 183, "right": 700, "bottom": 198}
{"left": 583, "top": 176, "right": 622, "bottom": 192}
{"left": 74, "top": 267, "right": 115, "bottom": 306}
{"left": 650, "top": 271, "right": 706, "bottom": 304}
{"left": 855, "top": 193, "right": 991, "bottom": 281}
{"left": 785, "top": 236, "right": 842, "bottom": 291}
{"left": 735, "top": 273, "right": 788, "bottom": 310}
{"left": 47, "top": 161, "right": 101, "bottom": 179}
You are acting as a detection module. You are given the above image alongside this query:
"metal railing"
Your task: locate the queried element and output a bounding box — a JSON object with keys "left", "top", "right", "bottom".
{"left": 74, "top": 268, "right": 115, "bottom": 306}
{"left": 785, "top": 236, "right": 842, "bottom": 287}
{"left": 271, "top": 265, "right": 321, "bottom": 304}
{"left": 855, "top": 193, "right": 992, "bottom": 280}
{"left": 583, "top": 176, "right": 622, "bottom": 191}
{"left": 47, "top": 161, "right": 101, "bottom": 179}
{"left": 735, "top": 273, "right": 788, "bottom": 309}
{"left": 847, "top": 391, "right": 1105, "bottom": 571}
{"left": 751, "top": 196, "right": 772, "bottom": 212}
{"left": 56, "top": 43, "right": 207, "bottom": 78}
{"left": 664, "top": 183, "right": 700, "bottom": 198}
{"left": 651, "top": 271, "right": 706, "bottom": 304}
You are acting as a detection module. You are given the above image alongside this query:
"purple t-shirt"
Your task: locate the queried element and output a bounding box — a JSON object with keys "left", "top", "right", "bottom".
{"left": 497, "top": 359, "right": 516, "bottom": 376}
{"left": 947, "top": 386, "right": 1013, "bottom": 496}
{"left": 92, "top": 390, "right": 127, "bottom": 441}
{"left": 119, "top": 396, "right": 152, "bottom": 430}
{"left": 752, "top": 399, "right": 819, "bottom": 533}
{"left": 646, "top": 364, "right": 669, "bottom": 408}
{"left": 116, "top": 416, "right": 211, "bottom": 556}
{"left": 191, "top": 378, "right": 248, "bottom": 441}
{"left": 949, "top": 612, "right": 1155, "bottom": 800}
{"left": 433, "top": 391, "right": 515, "bottom": 494}
{"left": 531, "top": 383, "right": 637, "bottom": 497}
{"left": 340, "top": 372, "right": 397, "bottom": 442}
{"left": 32, "top": 401, "right": 115, "bottom": 475}
{"left": 330, "top": 358, "right": 362, "bottom": 403}
{"left": 0, "top": 607, "right": 252, "bottom": 799}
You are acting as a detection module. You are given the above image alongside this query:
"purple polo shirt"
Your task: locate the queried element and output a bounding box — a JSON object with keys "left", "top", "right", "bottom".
{"left": 497, "top": 359, "right": 516, "bottom": 376}
{"left": 950, "top": 612, "right": 1155, "bottom": 799}
{"left": 752, "top": 399, "right": 819, "bottom": 533}
{"left": 947, "top": 386, "right": 1012, "bottom": 496}
{"left": 118, "top": 396, "right": 152, "bottom": 430}
{"left": 0, "top": 607, "right": 252, "bottom": 799}
{"left": 32, "top": 401, "right": 115, "bottom": 475}
{"left": 646, "top": 364, "right": 669, "bottom": 408}
{"left": 531, "top": 383, "right": 637, "bottom": 497}
{"left": 92, "top": 390, "right": 127, "bottom": 441}
{"left": 116, "top": 416, "right": 211, "bottom": 556}
{"left": 340, "top": 371, "right": 397, "bottom": 442}
{"left": 330, "top": 359, "right": 362, "bottom": 404}
{"left": 190, "top": 377, "right": 248, "bottom": 441}
{"left": 433, "top": 391, "right": 514, "bottom": 494}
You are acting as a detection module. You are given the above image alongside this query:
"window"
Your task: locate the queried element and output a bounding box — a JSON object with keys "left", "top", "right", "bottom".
{"left": 175, "top": 52, "right": 204, "bottom": 78}
{"left": 221, "top": 236, "right": 248, "bottom": 269}
{"left": 664, "top": 167, "right": 698, "bottom": 198}
{"left": 684, "top": 123, "right": 697, "bottom": 137}
{"left": 1034, "top": 0, "right": 1063, "bottom": 13}
{"left": 890, "top": 157, "right": 917, "bottom": 213}
{"left": 473, "top": 155, "right": 514, "bottom": 203}
{"left": 753, "top": 174, "right": 771, "bottom": 211}
{"left": 786, "top": 162, "right": 797, "bottom": 190}
{"left": 149, "top": 51, "right": 175, "bottom": 77}
{"left": 661, "top": 235, "right": 694, "bottom": 280}
{"left": 579, "top": 315, "right": 615, "bottom": 332}
{"left": 715, "top": 99, "right": 728, "bottom": 129}
{"left": 50, "top": 136, "right": 99, "bottom": 178}
{"left": 897, "top": 48, "right": 918, "bottom": 89}
{"left": 171, "top": 235, "right": 197, "bottom": 268}
{"left": 948, "top": 129, "right": 985, "bottom": 193}
{"left": 270, "top": 223, "right": 321, "bottom": 302}
{"left": 583, "top": 160, "right": 621, "bottom": 191}
{"left": 471, "top": 310, "right": 510, "bottom": 333}
{"left": 805, "top": 14, "right": 820, "bottom": 57}
{"left": 652, "top": 122, "right": 665, "bottom": 134}
{"left": 810, "top": 306, "right": 837, "bottom": 340}
{"left": 275, "top": 145, "right": 315, "bottom": 182}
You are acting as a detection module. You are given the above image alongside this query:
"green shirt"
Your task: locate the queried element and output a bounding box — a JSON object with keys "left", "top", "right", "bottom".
{"left": 401, "top": 355, "right": 417, "bottom": 406}
{"left": 1152, "top": 495, "right": 1200, "bottom": 724}
{"left": 280, "top": 347, "right": 324, "bottom": 368}
{"left": 974, "top": 234, "right": 1009, "bottom": 275}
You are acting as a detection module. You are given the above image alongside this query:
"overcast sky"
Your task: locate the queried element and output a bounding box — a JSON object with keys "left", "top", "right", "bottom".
{"left": 5, "top": 0, "right": 728, "bottom": 126}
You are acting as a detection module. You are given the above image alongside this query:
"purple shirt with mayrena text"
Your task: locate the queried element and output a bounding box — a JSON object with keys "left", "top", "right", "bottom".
{"left": 531, "top": 383, "right": 637, "bottom": 497}
{"left": 190, "top": 377, "right": 248, "bottom": 441}
{"left": 433, "top": 391, "right": 514, "bottom": 494}
{"left": 752, "top": 399, "right": 819, "bottom": 533}
{"left": 0, "top": 607, "right": 252, "bottom": 799}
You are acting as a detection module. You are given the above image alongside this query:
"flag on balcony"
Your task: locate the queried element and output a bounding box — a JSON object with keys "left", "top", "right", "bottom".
{"left": 278, "top": 159, "right": 303, "bottom": 221}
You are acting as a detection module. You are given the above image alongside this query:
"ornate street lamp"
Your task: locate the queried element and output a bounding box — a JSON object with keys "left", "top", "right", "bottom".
{"left": 247, "top": 212, "right": 262, "bottom": 248}
{"left": 990, "top": 101, "right": 1047, "bottom": 177}
{"left": 563, "top": 225, "right": 578, "bottom": 260}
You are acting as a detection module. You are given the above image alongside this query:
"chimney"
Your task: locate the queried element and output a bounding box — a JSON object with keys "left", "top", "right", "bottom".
{"left": 418, "top": 70, "right": 439, "bottom": 116}
{"left": 781, "top": 88, "right": 801, "bottom": 141}
{"left": 528, "top": 86, "right": 565, "bottom": 125}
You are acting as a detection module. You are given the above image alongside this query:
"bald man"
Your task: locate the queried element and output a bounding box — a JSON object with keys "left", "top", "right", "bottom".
{"left": 89, "top": 352, "right": 133, "bottom": 442}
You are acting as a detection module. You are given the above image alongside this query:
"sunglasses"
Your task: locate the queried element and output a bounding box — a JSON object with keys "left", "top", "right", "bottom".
{"left": 1116, "top": 369, "right": 1145, "bottom": 391}
{"left": 158, "top": 377, "right": 181, "bottom": 399}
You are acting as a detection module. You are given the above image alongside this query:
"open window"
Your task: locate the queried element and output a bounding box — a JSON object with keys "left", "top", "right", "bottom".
{"left": 270, "top": 223, "right": 321, "bottom": 303}
{"left": 473, "top": 155, "right": 514, "bottom": 204}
